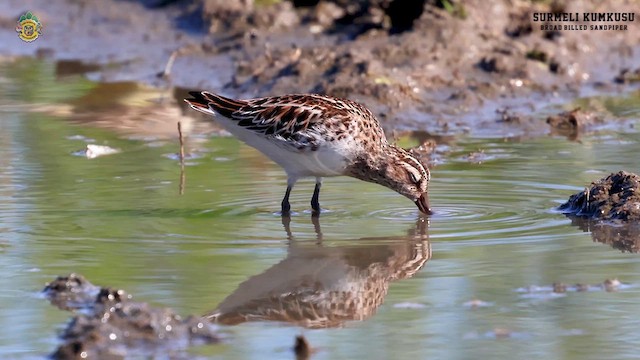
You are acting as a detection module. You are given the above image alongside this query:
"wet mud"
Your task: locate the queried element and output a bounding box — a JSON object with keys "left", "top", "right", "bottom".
{"left": 0, "top": 0, "right": 638, "bottom": 138}
{"left": 43, "top": 274, "right": 221, "bottom": 359}
{"left": 559, "top": 171, "right": 640, "bottom": 221}
{"left": 559, "top": 171, "right": 640, "bottom": 252}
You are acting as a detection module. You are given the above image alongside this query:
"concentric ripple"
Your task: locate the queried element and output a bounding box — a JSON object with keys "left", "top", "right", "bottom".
{"left": 427, "top": 170, "right": 573, "bottom": 243}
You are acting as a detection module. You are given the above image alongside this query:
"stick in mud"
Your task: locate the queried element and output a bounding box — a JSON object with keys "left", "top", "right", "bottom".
{"left": 159, "top": 50, "right": 178, "bottom": 79}
{"left": 178, "top": 121, "right": 185, "bottom": 195}
{"left": 293, "top": 335, "right": 312, "bottom": 360}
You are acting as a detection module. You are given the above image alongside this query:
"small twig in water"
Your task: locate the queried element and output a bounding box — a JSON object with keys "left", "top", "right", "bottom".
{"left": 582, "top": 186, "right": 590, "bottom": 213}
{"left": 293, "top": 335, "right": 312, "bottom": 360}
{"left": 159, "top": 50, "right": 178, "bottom": 79}
{"left": 178, "top": 121, "right": 185, "bottom": 195}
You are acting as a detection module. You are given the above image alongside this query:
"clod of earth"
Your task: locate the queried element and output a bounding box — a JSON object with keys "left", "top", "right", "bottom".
{"left": 559, "top": 171, "right": 640, "bottom": 253}
{"left": 559, "top": 171, "right": 640, "bottom": 222}
{"left": 43, "top": 274, "right": 221, "bottom": 359}
{"left": 546, "top": 108, "right": 602, "bottom": 140}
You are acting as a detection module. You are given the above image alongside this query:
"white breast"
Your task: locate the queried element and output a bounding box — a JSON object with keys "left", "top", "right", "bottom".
{"left": 215, "top": 116, "right": 352, "bottom": 178}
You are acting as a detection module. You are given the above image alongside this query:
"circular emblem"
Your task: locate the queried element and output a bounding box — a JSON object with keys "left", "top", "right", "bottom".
{"left": 16, "top": 12, "right": 42, "bottom": 42}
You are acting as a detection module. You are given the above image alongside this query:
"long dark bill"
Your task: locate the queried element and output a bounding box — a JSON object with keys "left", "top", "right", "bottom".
{"left": 415, "top": 193, "right": 432, "bottom": 215}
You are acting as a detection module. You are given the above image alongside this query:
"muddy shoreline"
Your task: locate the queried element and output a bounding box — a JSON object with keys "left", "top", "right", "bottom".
{"left": 0, "top": 0, "right": 639, "bottom": 138}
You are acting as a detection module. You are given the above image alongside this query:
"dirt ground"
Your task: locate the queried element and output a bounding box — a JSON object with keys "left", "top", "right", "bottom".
{"left": 0, "top": 0, "right": 639, "bottom": 138}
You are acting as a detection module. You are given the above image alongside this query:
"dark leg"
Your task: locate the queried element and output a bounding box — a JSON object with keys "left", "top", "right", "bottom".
{"left": 281, "top": 177, "right": 297, "bottom": 216}
{"left": 281, "top": 185, "right": 292, "bottom": 216}
{"left": 311, "top": 177, "right": 322, "bottom": 216}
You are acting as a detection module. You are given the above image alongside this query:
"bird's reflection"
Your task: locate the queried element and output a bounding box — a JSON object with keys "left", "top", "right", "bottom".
{"left": 206, "top": 216, "right": 431, "bottom": 328}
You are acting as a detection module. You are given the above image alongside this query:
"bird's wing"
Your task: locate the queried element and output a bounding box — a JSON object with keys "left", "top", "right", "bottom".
{"left": 185, "top": 91, "right": 354, "bottom": 150}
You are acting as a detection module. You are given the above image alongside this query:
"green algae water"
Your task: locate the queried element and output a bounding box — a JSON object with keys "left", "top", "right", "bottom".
{"left": 1, "top": 59, "right": 640, "bottom": 359}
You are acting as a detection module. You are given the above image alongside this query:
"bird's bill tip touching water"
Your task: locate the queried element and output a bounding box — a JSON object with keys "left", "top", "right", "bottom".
{"left": 415, "top": 193, "right": 432, "bottom": 215}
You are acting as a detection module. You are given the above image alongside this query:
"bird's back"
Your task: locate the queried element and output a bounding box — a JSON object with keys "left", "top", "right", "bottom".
{"left": 185, "top": 92, "right": 388, "bottom": 176}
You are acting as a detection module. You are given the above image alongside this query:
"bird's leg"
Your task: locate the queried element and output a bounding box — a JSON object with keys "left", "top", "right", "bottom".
{"left": 281, "top": 177, "right": 296, "bottom": 216}
{"left": 281, "top": 186, "right": 293, "bottom": 215}
{"left": 311, "top": 177, "right": 322, "bottom": 216}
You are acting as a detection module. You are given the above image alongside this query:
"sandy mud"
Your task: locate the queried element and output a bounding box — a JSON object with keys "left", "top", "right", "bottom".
{"left": 0, "top": 0, "right": 639, "bottom": 138}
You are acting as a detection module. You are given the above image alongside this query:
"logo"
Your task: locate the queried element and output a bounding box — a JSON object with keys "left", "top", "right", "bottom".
{"left": 16, "top": 11, "right": 42, "bottom": 42}
{"left": 532, "top": 12, "right": 635, "bottom": 31}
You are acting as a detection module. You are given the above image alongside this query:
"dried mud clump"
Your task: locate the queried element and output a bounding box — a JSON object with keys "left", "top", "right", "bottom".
{"left": 559, "top": 171, "right": 640, "bottom": 253}
{"left": 43, "top": 274, "right": 221, "bottom": 359}
{"left": 559, "top": 171, "right": 640, "bottom": 222}
{"left": 43, "top": 273, "right": 102, "bottom": 311}
{"left": 546, "top": 108, "right": 602, "bottom": 139}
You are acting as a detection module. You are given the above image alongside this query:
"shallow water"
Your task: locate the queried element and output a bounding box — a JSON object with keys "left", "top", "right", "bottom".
{"left": 1, "top": 59, "right": 640, "bottom": 359}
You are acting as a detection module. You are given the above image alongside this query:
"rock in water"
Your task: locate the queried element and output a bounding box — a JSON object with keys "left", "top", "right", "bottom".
{"left": 559, "top": 171, "right": 640, "bottom": 222}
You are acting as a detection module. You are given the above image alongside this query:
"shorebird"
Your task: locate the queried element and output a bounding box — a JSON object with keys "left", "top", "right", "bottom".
{"left": 185, "top": 91, "right": 432, "bottom": 215}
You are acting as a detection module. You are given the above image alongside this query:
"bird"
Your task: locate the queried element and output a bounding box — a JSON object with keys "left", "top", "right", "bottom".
{"left": 184, "top": 91, "right": 432, "bottom": 216}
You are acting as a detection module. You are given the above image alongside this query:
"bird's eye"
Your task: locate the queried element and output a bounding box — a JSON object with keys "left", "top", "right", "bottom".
{"left": 408, "top": 171, "right": 421, "bottom": 184}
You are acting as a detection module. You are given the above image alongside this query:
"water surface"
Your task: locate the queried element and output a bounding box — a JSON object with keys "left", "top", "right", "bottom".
{"left": 1, "top": 59, "right": 640, "bottom": 359}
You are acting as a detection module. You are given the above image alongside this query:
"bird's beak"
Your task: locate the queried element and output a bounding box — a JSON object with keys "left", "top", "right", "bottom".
{"left": 415, "top": 193, "right": 432, "bottom": 215}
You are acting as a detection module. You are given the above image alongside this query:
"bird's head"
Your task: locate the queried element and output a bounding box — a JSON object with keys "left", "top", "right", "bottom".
{"left": 351, "top": 145, "right": 432, "bottom": 215}
{"left": 386, "top": 147, "right": 432, "bottom": 214}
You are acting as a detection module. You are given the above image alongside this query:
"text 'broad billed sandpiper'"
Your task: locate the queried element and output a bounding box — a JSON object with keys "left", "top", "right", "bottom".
{"left": 185, "top": 91, "right": 432, "bottom": 216}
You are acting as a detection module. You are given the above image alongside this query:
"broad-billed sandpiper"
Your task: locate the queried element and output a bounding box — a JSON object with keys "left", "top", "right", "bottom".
{"left": 185, "top": 91, "right": 432, "bottom": 215}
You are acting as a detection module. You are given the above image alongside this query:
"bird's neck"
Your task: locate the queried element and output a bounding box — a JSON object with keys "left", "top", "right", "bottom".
{"left": 347, "top": 144, "right": 402, "bottom": 184}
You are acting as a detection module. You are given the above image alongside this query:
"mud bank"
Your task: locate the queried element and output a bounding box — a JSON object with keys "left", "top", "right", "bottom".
{"left": 0, "top": 0, "right": 638, "bottom": 138}
{"left": 43, "top": 274, "right": 221, "bottom": 359}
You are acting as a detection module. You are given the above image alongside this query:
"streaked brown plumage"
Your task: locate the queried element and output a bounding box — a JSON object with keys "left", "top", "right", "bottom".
{"left": 185, "top": 91, "right": 432, "bottom": 215}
